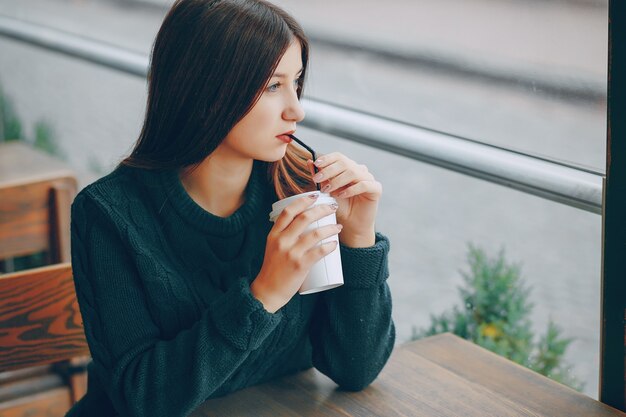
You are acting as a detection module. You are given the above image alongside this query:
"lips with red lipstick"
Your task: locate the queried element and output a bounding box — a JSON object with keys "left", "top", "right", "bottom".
{"left": 276, "top": 130, "right": 295, "bottom": 144}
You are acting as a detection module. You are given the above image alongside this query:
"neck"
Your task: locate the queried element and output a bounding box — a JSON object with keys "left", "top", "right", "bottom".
{"left": 179, "top": 151, "right": 254, "bottom": 218}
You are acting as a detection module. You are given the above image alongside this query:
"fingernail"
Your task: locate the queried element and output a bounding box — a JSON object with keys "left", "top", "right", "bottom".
{"left": 314, "top": 158, "right": 324, "bottom": 167}
{"left": 337, "top": 224, "right": 343, "bottom": 230}
{"left": 309, "top": 193, "right": 319, "bottom": 199}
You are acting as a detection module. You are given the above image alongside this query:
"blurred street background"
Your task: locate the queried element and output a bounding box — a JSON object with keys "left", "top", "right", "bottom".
{"left": 0, "top": 0, "right": 607, "bottom": 398}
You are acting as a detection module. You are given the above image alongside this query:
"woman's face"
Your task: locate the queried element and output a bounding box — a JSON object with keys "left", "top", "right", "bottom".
{"left": 219, "top": 40, "right": 306, "bottom": 162}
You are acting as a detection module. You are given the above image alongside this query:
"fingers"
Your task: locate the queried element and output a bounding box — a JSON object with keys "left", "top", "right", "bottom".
{"left": 295, "top": 221, "right": 342, "bottom": 267}
{"left": 283, "top": 202, "right": 338, "bottom": 239}
{"left": 269, "top": 204, "right": 341, "bottom": 279}
{"left": 319, "top": 169, "right": 358, "bottom": 194}
{"left": 298, "top": 223, "right": 343, "bottom": 254}
{"left": 311, "top": 158, "right": 347, "bottom": 186}
{"left": 333, "top": 180, "right": 383, "bottom": 199}
{"left": 272, "top": 193, "right": 320, "bottom": 233}
{"left": 311, "top": 152, "right": 334, "bottom": 169}
{"left": 301, "top": 240, "right": 339, "bottom": 267}
{"left": 312, "top": 154, "right": 374, "bottom": 194}
{"left": 306, "top": 159, "right": 316, "bottom": 178}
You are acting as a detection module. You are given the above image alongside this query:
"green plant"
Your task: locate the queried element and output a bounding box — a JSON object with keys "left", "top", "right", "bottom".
{"left": 33, "top": 120, "right": 61, "bottom": 157}
{"left": 0, "top": 82, "right": 61, "bottom": 157}
{"left": 0, "top": 83, "right": 23, "bottom": 141}
{"left": 412, "top": 244, "right": 584, "bottom": 391}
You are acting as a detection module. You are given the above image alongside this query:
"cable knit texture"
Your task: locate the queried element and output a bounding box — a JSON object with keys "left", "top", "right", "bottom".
{"left": 66, "top": 159, "right": 395, "bottom": 417}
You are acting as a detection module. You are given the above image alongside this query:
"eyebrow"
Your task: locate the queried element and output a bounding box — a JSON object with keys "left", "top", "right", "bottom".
{"left": 271, "top": 68, "right": 304, "bottom": 78}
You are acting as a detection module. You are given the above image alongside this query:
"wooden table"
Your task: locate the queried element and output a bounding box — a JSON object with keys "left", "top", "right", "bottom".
{"left": 193, "top": 333, "right": 626, "bottom": 417}
{"left": 0, "top": 141, "right": 75, "bottom": 189}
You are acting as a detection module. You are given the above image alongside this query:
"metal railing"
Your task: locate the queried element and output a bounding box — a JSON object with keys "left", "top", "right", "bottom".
{"left": 0, "top": 15, "right": 604, "bottom": 214}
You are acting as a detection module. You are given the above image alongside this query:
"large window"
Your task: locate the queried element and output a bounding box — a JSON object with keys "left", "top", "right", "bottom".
{"left": 0, "top": 0, "right": 607, "bottom": 399}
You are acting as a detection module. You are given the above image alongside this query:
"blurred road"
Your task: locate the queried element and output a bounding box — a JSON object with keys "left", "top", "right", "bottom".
{"left": 0, "top": 0, "right": 606, "bottom": 397}
{"left": 143, "top": 0, "right": 607, "bottom": 97}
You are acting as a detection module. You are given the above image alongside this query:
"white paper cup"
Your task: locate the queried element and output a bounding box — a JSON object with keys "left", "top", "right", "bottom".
{"left": 269, "top": 191, "right": 344, "bottom": 295}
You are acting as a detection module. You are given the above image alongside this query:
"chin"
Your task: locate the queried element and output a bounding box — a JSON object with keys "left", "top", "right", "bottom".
{"left": 257, "top": 149, "right": 289, "bottom": 163}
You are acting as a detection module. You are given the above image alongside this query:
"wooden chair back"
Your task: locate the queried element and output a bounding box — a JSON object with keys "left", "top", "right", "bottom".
{"left": 0, "top": 176, "right": 77, "bottom": 265}
{"left": 0, "top": 263, "right": 89, "bottom": 416}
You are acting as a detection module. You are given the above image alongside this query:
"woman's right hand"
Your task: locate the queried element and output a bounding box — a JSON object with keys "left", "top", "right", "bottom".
{"left": 250, "top": 193, "right": 343, "bottom": 313}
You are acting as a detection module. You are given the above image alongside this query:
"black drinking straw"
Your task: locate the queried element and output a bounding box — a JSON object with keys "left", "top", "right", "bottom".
{"left": 288, "top": 134, "right": 321, "bottom": 191}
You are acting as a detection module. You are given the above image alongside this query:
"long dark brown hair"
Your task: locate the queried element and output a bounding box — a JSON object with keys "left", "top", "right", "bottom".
{"left": 121, "top": 0, "right": 315, "bottom": 199}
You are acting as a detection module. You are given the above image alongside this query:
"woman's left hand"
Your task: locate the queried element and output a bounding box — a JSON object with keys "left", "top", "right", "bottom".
{"left": 307, "top": 153, "right": 382, "bottom": 247}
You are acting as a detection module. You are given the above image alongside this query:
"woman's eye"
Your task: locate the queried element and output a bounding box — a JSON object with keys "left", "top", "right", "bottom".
{"left": 267, "top": 82, "right": 280, "bottom": 92}
{"left": 266, "top": 79, "right": 300, "bottom": 93}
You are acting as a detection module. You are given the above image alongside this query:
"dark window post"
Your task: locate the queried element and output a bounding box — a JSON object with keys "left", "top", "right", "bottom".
{"left": 601, "top": 0, "right": 626, "bottom": 411}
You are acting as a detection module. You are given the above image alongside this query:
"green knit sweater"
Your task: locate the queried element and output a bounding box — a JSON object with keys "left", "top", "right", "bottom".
{"left": 66, "top": 159, "right": 395, "bottom": 417}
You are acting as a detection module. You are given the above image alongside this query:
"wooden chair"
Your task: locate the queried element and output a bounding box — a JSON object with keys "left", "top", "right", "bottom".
{"left": 0, "top": 263, "right": 89, "bottom": 416}
{"left": 0, "top": 145, "right": 77, "bottom": 264}
{"left": 0, "top": 142, "right": 88, "bottom": 416}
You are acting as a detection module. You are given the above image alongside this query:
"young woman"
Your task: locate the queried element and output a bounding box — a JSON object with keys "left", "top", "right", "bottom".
{"left": 68, "top": 0, "right": 394, "bottom": 415}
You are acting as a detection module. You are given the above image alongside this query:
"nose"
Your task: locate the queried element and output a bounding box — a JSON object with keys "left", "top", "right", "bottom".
{"left": 282, "top": 92, "right": 305, "bottom": 123}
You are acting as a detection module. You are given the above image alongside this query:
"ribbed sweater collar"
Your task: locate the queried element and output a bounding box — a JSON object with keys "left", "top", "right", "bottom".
{"left": 151, "top": 159, "right": 271, "bottom": 236}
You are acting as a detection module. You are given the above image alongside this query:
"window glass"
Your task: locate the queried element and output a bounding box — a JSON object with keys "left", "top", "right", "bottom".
{"left": 278, "top": 0, "right": 608, "bottom": 171}
{"left": 0, "top": 0, "right": 604, "bottom": 400}
{"left": 301, "top": 126, "right": 602, "bottom": 399}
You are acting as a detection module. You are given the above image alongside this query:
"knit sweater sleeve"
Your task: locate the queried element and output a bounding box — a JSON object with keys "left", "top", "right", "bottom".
{"left": 308, "top": 232, "right": 395, "bottom": 391}
{"left": 70, "top": 193, "right": 282, "bottom": 417}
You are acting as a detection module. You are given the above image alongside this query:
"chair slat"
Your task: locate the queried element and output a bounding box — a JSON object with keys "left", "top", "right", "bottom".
{"left": 0, "top": 178, "right": 77, "bottom": 262}
{"left": 0, "top": 264, "right": 89, "bottom": 373}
